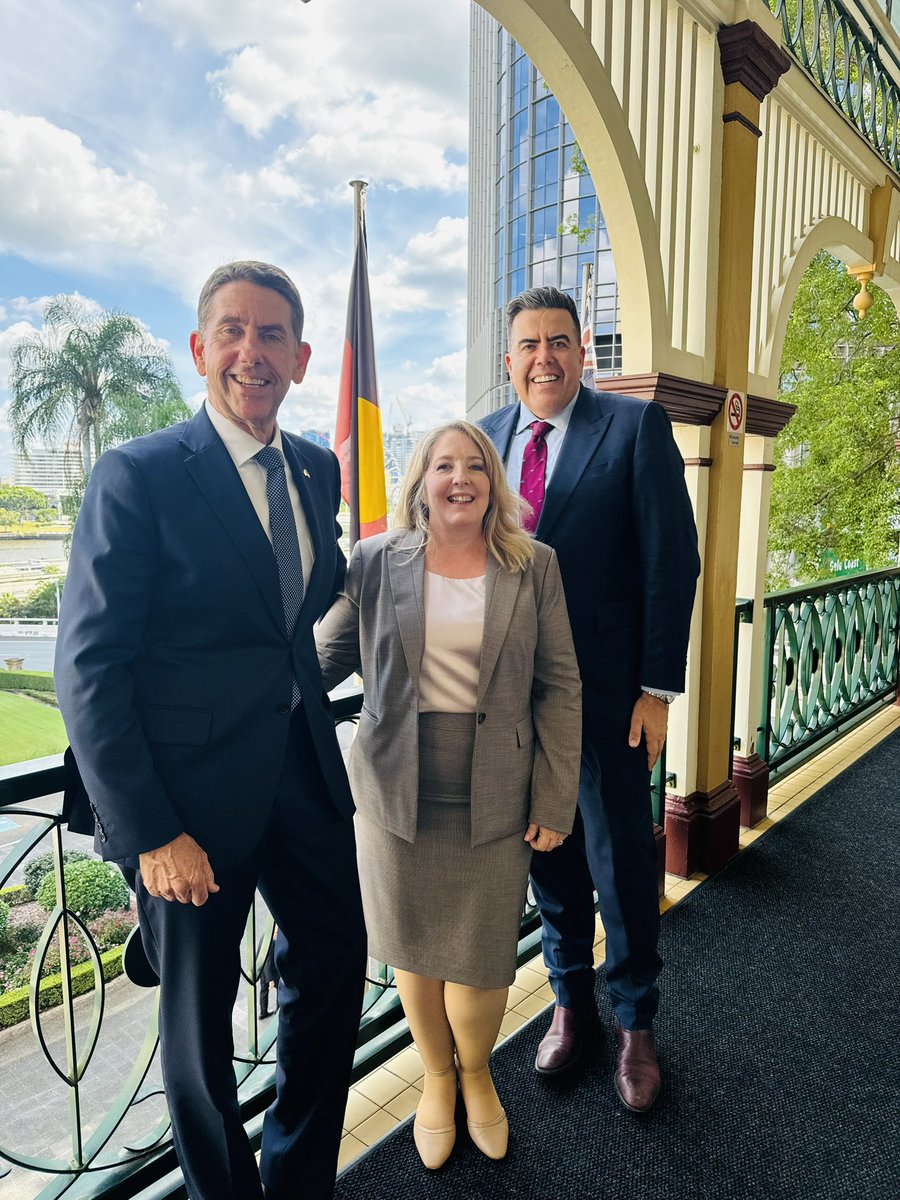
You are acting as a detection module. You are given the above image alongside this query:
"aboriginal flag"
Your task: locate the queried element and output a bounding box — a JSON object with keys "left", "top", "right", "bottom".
{"left": 336, "top": 190, "right": 387, "bottom": 546}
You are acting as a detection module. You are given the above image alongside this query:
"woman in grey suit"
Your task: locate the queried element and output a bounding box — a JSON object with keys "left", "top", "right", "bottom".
{"left": 316, "top": 420, "right": 580, "bottom": 1169}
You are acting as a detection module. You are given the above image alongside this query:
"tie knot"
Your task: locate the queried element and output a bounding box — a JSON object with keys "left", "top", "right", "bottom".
{"left": 255, "top": 445, "right": 284, "bottom": 473}
{"left": 529, "top": 420, "right": 554, "bottom": 443}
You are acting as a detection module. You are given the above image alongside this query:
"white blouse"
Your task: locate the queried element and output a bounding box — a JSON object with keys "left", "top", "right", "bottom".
{"left": 418, "top": 572, "right": 486, "bottom": 713}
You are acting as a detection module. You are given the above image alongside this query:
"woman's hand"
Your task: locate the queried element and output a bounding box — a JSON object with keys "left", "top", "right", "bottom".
{"left": 525, "top": 823, "right": 567, "bottom": 853}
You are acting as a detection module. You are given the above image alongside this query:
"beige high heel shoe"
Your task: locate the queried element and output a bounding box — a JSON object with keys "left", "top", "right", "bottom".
{"left": 457, "top": 1063, "right": 509, "bottom": 1160}
{"left": 412, "top": 1064, "right": 457, "bottom": 1170}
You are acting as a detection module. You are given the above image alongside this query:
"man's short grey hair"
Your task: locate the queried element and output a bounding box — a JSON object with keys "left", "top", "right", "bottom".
{"left": 506, "top": 287, "right": 580, "bottom": 344}
{"left": 197, "top": 261, "right": 305, "bottom": 341}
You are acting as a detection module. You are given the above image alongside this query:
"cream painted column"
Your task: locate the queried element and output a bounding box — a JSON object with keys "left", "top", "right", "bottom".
{"left": 666, "top": 424, "right": 711, "bottom": 808}
{"left": 671, "top": 20, "right": 790, "bottom": 874}
{"left": 732, "top": 433, "right": 776, "bottom": 827}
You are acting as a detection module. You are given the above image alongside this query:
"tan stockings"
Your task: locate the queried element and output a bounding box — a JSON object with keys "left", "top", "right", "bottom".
{"left": 393, "top": 968, "right": 507, "bottom": 1127}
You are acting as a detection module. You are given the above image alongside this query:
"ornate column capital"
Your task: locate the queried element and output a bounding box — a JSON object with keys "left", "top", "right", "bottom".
{"left": 718, "top": 19, "right": 791, "bottom": 104}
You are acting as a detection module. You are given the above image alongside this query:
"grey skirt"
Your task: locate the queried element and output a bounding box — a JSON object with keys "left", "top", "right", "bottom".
{"left": 357, "top": 711, "right": 532, "bottom": 989}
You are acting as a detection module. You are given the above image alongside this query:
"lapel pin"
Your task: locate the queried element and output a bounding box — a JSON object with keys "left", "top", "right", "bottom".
{"left": 303, "top": 468, "right": 311, "bottom": 478}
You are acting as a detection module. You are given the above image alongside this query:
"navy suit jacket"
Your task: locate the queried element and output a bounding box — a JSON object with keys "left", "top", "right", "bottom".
{"left": 481, "top": 386, "right": 700, "bottom": 738}
{"left": 55, "top": 406, "right": 354, "bottom": 871}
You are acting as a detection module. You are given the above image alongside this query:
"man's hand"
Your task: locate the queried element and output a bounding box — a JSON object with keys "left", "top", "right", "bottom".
{"left": 139, "top": 833, "right": 219, "bottom": 907}
{"left": 628, "top": 693, "right": 669, "bottom": 771}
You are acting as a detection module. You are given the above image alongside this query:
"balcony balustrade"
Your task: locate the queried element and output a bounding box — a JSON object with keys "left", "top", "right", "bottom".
{"left": 1, "top": 568, "right": 897, "bottom": 1197}
{"left": 766, "top": 0, "right": 900, "bottom": 172}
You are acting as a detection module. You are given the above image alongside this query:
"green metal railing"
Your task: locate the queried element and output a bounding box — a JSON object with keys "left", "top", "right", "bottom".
{"left": 755, "top": 566, "right": 900, "bottom": 773}
{"left": 0, "top": 689, "right": 560, "bottom": 1198}
{"left": 766, "top": 0, "right": 900, "bottom": 172}
{"left": 0, "top": 692, "right": 398, "bottom": 1198}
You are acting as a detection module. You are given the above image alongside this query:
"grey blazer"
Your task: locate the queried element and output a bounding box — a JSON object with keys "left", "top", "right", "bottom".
{"left": 315, "top": 530, "right": 582, "bottom": 847}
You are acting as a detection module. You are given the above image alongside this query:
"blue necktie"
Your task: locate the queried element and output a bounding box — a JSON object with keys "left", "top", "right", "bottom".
{"left": 255, "top": 445, "right": 304, "bottom": 707}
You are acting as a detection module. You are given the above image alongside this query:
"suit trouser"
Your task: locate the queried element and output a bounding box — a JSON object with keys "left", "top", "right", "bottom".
{"left": 136, "top": 707, "right": 367, "bottom": 1200}
{"left": 529, "top": 733, "right": 662, "bottom": 1030}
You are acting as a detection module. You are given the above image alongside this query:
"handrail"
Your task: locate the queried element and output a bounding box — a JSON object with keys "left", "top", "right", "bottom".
{"left": 766, "top": 0, "right": 900, "bottom": 174}
{"left": 0, "top": 685, "right": 549, "bottom": 1197}
{"left": 752, "top": 566, "right": 900, "bottom": 773}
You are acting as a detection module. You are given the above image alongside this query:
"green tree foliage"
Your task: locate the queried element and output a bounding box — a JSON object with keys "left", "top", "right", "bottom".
{"left": 0, "top": 577, "right": 64, "bottom": 619}
{"left": 769, "top": 253, "right": 900, "bottom": 588}
{"left": 9, "top": 296, "right": 190, "bottom": 478}
{"left": 36, "top": 859, "right": 129, "bottom": 921}
{"left": 0, "top": 900, "right": 10, "bottom": 950}
{"left": 24, "top": 849, "right": 91, "bottom": 898}
{"left": 0, "top": 486, "right": 55, "bottom": 525}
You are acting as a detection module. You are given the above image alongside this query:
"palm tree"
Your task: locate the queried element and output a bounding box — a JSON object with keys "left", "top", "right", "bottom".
{"left": 9, "top": 296, "right": 189, "bottom": 477}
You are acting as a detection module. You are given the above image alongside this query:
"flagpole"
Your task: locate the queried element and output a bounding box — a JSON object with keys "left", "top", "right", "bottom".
{"left": 350, "top": 179, "right": 367, "bottom": 248}
{"left": 580, "top": 261, "right": 596, "bottom": 388}
{"left": 348, "top": 181, "right": 367, "bottom": 545}
{"left": 336, "top": 178, "right": 387, "bottom": 548}
{"left": 580, "top": 262, "right": 592, "bottom": 330}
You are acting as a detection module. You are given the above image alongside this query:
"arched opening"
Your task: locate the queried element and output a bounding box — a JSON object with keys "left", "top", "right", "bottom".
{"left": 768, "top": 247, "right": 900, "bottom": 589}
{"left": 476, "top": 0, "right": 661, "bottom": 374}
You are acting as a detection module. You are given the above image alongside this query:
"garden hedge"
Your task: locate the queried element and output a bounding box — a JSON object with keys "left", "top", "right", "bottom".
{"left": 0, "top": 944, "right": 125, "bottom": 1029}
{"left": 36, "top": 859, "right": 129, "bottom": 921}
{"left": 0, "top": 670, "right": 56, "bottom": 693}
{"left": 0, "top": 884, "right": 31, "bottom": 907}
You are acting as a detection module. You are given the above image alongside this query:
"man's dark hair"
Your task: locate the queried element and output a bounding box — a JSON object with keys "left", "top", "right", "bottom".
{"left": 197, "top": 261, "right": 305, "bottom": 341}
{"left": 506, "top": 287, "right": 580, "bottom": 344}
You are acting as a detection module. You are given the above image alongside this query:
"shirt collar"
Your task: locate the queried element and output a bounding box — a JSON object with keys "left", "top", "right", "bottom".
{"left": 205, "top": 399, "right": 284, "bottom": 469}
{"left": 514, "top": 387, "right": 581, "bottom": 437}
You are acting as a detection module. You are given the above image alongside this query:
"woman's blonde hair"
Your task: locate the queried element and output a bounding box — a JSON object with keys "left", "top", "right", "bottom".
{"left": 394, "top": 420, "right": 535, "bottom": 572}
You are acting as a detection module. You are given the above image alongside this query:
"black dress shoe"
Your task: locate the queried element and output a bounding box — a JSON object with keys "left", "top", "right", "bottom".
{"left": 535, "top": 1004, "right": 598, "bottom": 1075}
{"left": 614, "top": 1027, "right": 661, "bottom": 1111}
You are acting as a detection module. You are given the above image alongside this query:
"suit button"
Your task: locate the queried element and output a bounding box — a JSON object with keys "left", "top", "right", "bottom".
{"left": 477, "top": 712, "right": 486, "bottom": 724}
{"left": 279, "top": 704, "right": 290, "bottom": 715}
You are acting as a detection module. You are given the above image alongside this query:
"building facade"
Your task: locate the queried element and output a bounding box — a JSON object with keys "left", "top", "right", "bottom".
{"left": 466, "top": 8, "right": 621, "bottom": 416}
{"left": 12, "top": 445, "right": 82, "bottom": 507}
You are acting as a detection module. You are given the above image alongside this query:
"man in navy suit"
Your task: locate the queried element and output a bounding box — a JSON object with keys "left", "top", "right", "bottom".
{"left": 55, "top": 262, "right": 366, "bottom": 1199}
{"left": 481, "top": 286, "right": 699, "bottom": 1111}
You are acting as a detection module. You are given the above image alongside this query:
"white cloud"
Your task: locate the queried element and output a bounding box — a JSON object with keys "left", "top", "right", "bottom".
{"left": 139, "top": 0, "right": 469, "bottom": 102}
{"left": 135, "top": 0, "right": 305, "bottom": 54}
{"left": 1, "top": 2, "right": 472, "bottom": 460}
{"left": 0, "top": 297, "right": 51, "bottom": 326}
{"left": 0, "top": 320, "right": 39, "bottom": 392}
{"left": 139, "top": 0, "right": 469, "bottom": 192}
{"left": 0, "top": 112, "right": 166, "bottom": 261}
{"left": 370, "top": 217, "right": 468, "bottom": 319}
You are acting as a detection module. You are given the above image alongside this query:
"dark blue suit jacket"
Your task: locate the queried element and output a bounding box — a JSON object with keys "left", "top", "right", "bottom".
{"left": 55, "top": 406, "right": 353, "bottom": 870}
{"left": 481, "top": 386, "right": 700, "bottom": 738}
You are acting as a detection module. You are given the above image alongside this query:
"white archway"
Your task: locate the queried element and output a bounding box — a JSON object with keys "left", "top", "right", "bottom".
{"left": 476, "top": 0, "right": 663, "bottom": 371}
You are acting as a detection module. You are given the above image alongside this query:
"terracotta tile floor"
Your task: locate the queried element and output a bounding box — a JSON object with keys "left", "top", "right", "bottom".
{"left": 337, "top": 703, "right": 900, "bottom": 1171}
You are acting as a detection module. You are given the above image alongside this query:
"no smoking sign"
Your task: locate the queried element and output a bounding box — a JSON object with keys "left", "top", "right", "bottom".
{"left": 726, "top": 390, "right": 745, "bottom": 446}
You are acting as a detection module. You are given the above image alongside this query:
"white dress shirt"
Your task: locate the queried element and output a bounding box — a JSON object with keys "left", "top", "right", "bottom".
{"left": 204, "top": 400, "right": 315, "bottom": 585}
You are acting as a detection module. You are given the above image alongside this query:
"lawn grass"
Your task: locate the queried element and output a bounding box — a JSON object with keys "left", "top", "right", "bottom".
{"left": 0, "top": 690, "right": 68, "bottom": 767}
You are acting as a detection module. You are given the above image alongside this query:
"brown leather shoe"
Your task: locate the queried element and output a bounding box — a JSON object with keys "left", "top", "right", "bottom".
{"left": 534, "top": 1005, "right": 598, "bottom": 1075}
{"left": 614, "top": 1027, "right": 661, "bottom": 1111}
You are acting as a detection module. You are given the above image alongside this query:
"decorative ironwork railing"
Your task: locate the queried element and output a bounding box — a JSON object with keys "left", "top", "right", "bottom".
{"left": 0, "top": 691, "right": 393, "bottom": 1198}
{"left": 0, "top": 687, "right": 558, "bottom": 1198}
{"left": 766, "top": 0, "right": 900, "bottom": 172}
{"left": 756, "top": 567, "right": 900, "bottom": 772}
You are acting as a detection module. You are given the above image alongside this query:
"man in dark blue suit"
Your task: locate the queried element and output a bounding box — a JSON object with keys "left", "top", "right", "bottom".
{"left": 55, "top": 262, "right": 366, "bottom": 1199}
{"left": 481, "top": 287, "right": 699, "bottom": 1112}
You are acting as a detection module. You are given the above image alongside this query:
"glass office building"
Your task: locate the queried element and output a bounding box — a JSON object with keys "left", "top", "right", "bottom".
{"left": 467, "top": 9, "right": 622, "bottom": 416}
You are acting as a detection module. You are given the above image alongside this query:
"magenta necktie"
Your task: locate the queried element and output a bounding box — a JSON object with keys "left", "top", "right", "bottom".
{"left": 519, "top": 420, "right": 554, "bottom": 534}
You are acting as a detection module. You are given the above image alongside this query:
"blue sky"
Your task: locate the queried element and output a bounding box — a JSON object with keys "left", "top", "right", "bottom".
{"left": 0, "top": 0, "right": 472, "bottom": 477}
